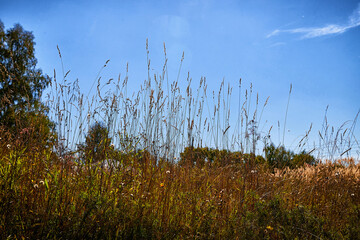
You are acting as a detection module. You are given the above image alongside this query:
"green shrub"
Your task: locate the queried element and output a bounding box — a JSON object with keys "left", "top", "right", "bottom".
{"left": 265, "top": 144, "right": 317, "bottom": 170}
{"left": 77, "top": 122, "right": 112, "bottom": 164}
{"left": 179, "top": 147, "right": 266, "bottom": 168}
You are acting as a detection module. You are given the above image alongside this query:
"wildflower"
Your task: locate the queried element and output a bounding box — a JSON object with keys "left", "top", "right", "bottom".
{"left": 166, "top": 170, "right": 170, "bottom": 174}
{"left": 39, "top": 180, "right": 44, "bottom": 185}
{"left": 160, "top": 182, "right": 165, "bottom": 187}
{"left": 266, "top": 226, "right": 273, "bottom": 231}
{"left": 20, "top": 128, "right": 30, "bottom": 135}
{"left": 7, "top": 144, "right": 11, "bottom": 149}
{"left": 33, "top": 184, "right": 39, "bottom": 189}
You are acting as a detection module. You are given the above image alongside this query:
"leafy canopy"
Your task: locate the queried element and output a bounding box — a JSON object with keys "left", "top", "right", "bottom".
{"left": 0, "top": 20, "right": 51, "bottom": 129}
{"left": 0, "top": 20, "right": 55, "bottom": 150}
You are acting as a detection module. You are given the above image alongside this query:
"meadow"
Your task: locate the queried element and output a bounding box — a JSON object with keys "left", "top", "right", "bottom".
{"left": 0, "top": 44, "right": 359, "bottom": 239}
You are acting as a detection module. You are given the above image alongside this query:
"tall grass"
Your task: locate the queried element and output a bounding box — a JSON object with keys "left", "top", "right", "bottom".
{"left": 316, "top": 106, "right": 360, "bottom": 161}
{"left": 1, "top": 42, "right": 359, "bottom": 239}
{"left": 1, "top": 137, "right": 359, "bottom": 238}
{"left": 46, "top": 41, "right": 274, "bottom": 162}
{"left": 45, "top": 42, "right": 359, "bottom": 162}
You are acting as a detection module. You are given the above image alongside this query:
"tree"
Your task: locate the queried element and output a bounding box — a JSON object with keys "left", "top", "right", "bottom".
{"left": 79, "top": 122, "right": 112, "bottom": 164}
{"left": 0, "top": 20, "right": 54, "bottom": 148}
{"left": 0, "top": 21, "right": 51, "bottom": 128}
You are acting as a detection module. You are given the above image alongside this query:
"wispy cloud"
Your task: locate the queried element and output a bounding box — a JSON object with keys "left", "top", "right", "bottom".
{"left": 269, "top": 42, "right": 286, "bottom": 48}
{"left": 267, "top": 3, "right": 360, "bottom": 39}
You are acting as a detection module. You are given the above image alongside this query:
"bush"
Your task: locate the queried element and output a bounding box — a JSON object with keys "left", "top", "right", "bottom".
{"left": 179, "top": 147, "right": 265, "bottom": 167}
{"left": 265, "top": 144, "right": 317, "bottom": 170}
{"left": 78, "top": 122, "right": 112, "bottom": 164}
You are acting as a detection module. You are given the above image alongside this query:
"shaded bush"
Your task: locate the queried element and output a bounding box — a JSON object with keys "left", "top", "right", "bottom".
{"left": 78, "top": 122, "right": 112, "bottom": 164}
{"left": 179, "top": 147, "right": 266, "bottom": 168}
{"left": 265, "top": 143, "right": 317, "bottom": 170}
{"left": 179, "top": 147, "right": 244, "bottom": 167}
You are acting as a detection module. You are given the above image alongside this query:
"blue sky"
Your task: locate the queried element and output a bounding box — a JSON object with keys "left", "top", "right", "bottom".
{"left": 1, "top": 0, "right": 359, "bottom": 157}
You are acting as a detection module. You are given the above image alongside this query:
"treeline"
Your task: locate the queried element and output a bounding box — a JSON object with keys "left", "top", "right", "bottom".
{"left": 68, "top": 120, "right": 317, "bottom": 171}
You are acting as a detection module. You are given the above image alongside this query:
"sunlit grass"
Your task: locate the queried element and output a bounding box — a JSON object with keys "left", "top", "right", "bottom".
{"left": 1, "top": 140, "right": 359, "bottom": 239}
{"left": 0, "top": 43, "right": 359, "bottom": 239}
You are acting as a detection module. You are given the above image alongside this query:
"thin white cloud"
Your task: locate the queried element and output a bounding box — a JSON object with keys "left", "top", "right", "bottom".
{"left": 267, "top": 29, "right": 281, "bottom": 38}
{"left": 269, "top": 42, "right": 286, "bottom": 48}
{"left": 267, "top": 3, "right": 360, "bottom": 39}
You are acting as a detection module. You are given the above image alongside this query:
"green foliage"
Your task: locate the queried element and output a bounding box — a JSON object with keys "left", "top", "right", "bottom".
{"left": 238, "top": 197, "right": 336, "bottom": 239}
{"left": 265, "top": 143, "right": 317, "bottom": 170}
{"left": 179, "top": 147, "right": 240, "bottom": 167}
{"left": 15, "top": 106, "right": 56, "bottom": 150}
{"left": 179, "top": 147, "right": 266, "bottom": 168}
{"left": 343, "top": 204, "right": 360, "bottom": 239}
{"left": 78, "top": 122, "right": 112, "bottom": 164}
{"left": 0, "top": 20, "right": 55, "bottom": 149}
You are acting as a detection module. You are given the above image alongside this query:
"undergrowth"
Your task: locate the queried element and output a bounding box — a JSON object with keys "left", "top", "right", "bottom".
{"left": 0, "top": 141, "right": 359, "bottom": 239}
